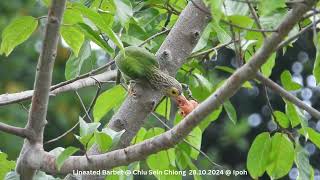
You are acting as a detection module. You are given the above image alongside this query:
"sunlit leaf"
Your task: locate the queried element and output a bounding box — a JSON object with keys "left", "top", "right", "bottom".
{"left": 0, "top": 16, "right": 38, "bottom": 56}
{"left": 56, "top": 147, "right": 79, "bottom": 171}
{"left": 61, "top": 26, "right": 85, "bottom": 57}
{"left": 93, "top": 85, "right": 126, "bottom": 122}
{"left": 295, "top": 142, "right": 314, "bottom": 180}
{"left": 94, "top": 131, "right": 112, "bottom": 153}
{"left": 64, "top": 41, "right": 90, "bottom": 80}
{"left": 273, "top": 111, "right": 290, "bottom": 128}
{"left": 247, "top": 132, "right": 271, "bottom": 179}
{"left": 280, "top": 70, "right": 302, "bottom": 91}
{"left": 267, "top": 133, "right": 294, "bottom": 179}
{"left": 223, "top": 100, "right": 237, "bottom": 124}
{"left": 0, "top": 152, "right": 15, "bottom": 179}
{"left": 261, "top": 53, "right": 276, "bottom": 77}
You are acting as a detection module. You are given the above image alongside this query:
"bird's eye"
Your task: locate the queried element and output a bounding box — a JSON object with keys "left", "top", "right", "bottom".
{"left": 168, "top": 88, "right": 179, "bottom": 97}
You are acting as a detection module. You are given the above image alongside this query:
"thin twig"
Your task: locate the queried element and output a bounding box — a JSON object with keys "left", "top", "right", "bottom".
{"left": 138, "top": 29, "right": 171, "bottom": 47}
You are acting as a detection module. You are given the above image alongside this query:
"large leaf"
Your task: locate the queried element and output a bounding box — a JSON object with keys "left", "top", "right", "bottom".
{"left": 93, "top": 85, "right": 126, "bottom": 122}
{"left": 247, "top": 132, "right": 271, "bottom": 179}
{"left": 64, "top": 41, "right": 90, "bottom": 80}
{"left": 74, "top": 4, "right": 124, "bottom": 52}
{"left": 155, "top": 98, "right": 171, "bottom": 119}
{"left": 223, "top": 100, "right": 237, "bottom": 124}
{"left": 194, "top": 73, "right": 212, "bottom": 91}
{"left": 285, "top": 101, "right": 301, "bottom": 128}
{"left": 56, "top": 147, "right": 79, "bottom": 171}
{"left": 273, "top": 111, "right": 290, "bottom": 128}
{"left": 94, "top": 131, "right": 112, "bottom": 153}
{"left": 295, "top": 142, "right": 313, "bottom": 180}
{"left": 280, "top": 70, "right": 302, "bottom": 91}
{"left": 63, "top": 9, "right": 83, "bottom": 25}
{"left": 79, "top": 117, "right": 100, "bottom": 137}
{"left": 261, "top": 53, "right": 276, "bottom": 77}
{"left": 299, "top": 127, "right": 320, "bottom": 149}
{"left": 77, "top": 23, "right": 114, "bottom": 55}
{"left": 184, "top": 127, "right": 202, "bottom": 159}
{"left": 267, "top": 133, "right": 294, "bottom": 179}
{"left": 199, "top": 105, "right": 222, "bottom": 130}
{"left": 114, "top": 0, "right": 133, "bottom": 28}
{"left": 0, "top": 152, "right": 15, "bottom": 179}
{"left": 61, "top": 26, "right": 85, "bottom": 57}
{"left": 313, "top": 33, "right": 320, "bottom": 84}
{"left": 0, "top": 16, "right": 38, "bottom": 56}
{"left": 258, "top": 0, "right": 286, "bottom": 16}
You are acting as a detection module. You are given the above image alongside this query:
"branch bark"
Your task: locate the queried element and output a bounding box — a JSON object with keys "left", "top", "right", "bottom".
{"left": 0, "top": 122, "right": 33, "bottom": 139}
{"left": 0, "top": 70, "right": 117, "bottom": 106}
{"left": 22, "top": 0, "right": 314, "bottom": 175}
{"left": 256, "top": 73, "right": 320, "bottom": 119}
{"left": 102, "top": 0, "right": 210, "bottom": 149}
{"left": 16, "top": 0, "right": 67, "bottom": 179}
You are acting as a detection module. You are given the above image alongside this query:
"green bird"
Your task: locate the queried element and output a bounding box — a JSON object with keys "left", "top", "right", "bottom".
{"left": 115, "top": 46, "right": 184, "bottom": 100}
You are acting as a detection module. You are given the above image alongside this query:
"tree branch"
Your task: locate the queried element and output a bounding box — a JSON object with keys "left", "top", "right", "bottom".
{"left": 0, "top": 122, "right": 33, "bottom": 139}
{"left": 16, "top": 0, "right": 67, "bottom": 178}
{"left": 256, "top": 73, "right": 320, "bottom": 119}
{"left": 24, "top": 0, "right": 314, "bottom": 175}
{"left": 0, "top": 70, "right": 117, "bottom": 106}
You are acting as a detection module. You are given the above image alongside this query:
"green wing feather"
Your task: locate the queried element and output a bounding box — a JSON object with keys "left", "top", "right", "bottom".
{"left": 115, "top": 46, "right": 159, "bottom": 80}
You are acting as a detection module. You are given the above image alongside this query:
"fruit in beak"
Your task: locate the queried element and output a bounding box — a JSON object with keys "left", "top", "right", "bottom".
{"left": 174, "top": 94, "right": 198, "bottom": 117}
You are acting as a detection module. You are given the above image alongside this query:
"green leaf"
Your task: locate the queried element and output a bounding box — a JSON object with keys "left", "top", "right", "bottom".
{"left": 93, "top": 85, "right": 126, "bottom": 121}
{"left": 144, "top": 127, "right": 164, "bottom": 140}
{"left": 63, "top": 9, "right": 83, "bottom": 25}
{"left": 79, "top": 117, "right": 100, "bottom": 137}
{"left": 299, "top": 127, "right": 320, "bottom": 149}
{"left": 281, "top": 70, "right": 302, "bottom": 91}
{"left": 267, "top": 133, "right": 294, "bottom": 179}
{"left": 94, "top": 131, "right": 112, "bottom": 153}
{"left": 295, "top": 142, "right": 314, "bottom": 180}
{"left": 212, "top": 21, "right": 231, "bottom": 44}
{"left": 313, "top": 33, "right": 320, "bottom": 85}
{"left": 199, "top": 105, "right": 222, "bottom": 130}
{"left": 247, "top": 132, "right": 271, "bottom": 179}
{"left": 273, "top": 111, "right": 290, "bottom": 128}
{"left": 146, "top": 150, "right": 171, "bottom": 171}
{"left": 64, "top": 41, "right": 91, "bottom": 80}
{"left": 182, "top": 151, "right": 201, "bottom": 180}
{"left": 131, "top": 127, "right": 147, "bottom": 144}
{"left": 102, "top": 127, "right": 125, "bottom": 148}
{"left": 155, "top": 98, "right": 171, "bottom": 119}
{"left": 285, "top": 101, "right": 301, "bottom": 127}
{"left": 61, "top": 26, "right": 85, "bottom": 57}
{"left": 184, "top": 127, "right": 202, "bottom": 159}
{"left": 227, "top": 15, "right": 253, "bottom": 29}
{"left": 261, "top": 53, "right": 276, "bottom": 77}
{"left": 0, "top": 152, "right": 15, "bottom": 179}
{"left": 114, "top": 0, "right": 133, "bottom": 28}
{"left": 194, "top": 73, "right": 212, "bottom": 91}
{"left": 0, "top": 16, "right": 38, "bottom": 56}
{"left": 56, "top": 147, "right": 79, "bottom": 171}
{"left": 223, "top": 100, "right": 237, "bottom": 124}
{"left": 77, "top": 23, "right": 114, "bottom": 55}
{"left": 258, "top": 0, "right": 286, "bottom": 16}
{"left": 74, "top": 4, "right": 123, "bottom": 53}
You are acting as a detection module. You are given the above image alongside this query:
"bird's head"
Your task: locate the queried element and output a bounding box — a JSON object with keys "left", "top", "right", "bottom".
{"left": 162, "top": 76, "right": 186, "bottom": 103}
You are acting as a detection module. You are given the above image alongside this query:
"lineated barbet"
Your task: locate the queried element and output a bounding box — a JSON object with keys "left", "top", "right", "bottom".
{"left": 115, "top": 46, "right": 185, "bottom": 102}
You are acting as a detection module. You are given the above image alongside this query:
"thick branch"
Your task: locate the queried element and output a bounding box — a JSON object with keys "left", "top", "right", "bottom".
{"left": 103, "top": 0, "right": 210, "bottom": 149}
{"left": 16, "top": 0, "right": 67, "bottom": 178}
{"left": 31, "top": 0, "right": 314, "bottom": 174}
{"left": 0, "top": 122, "right": 33, "bottom": 139}
{"left": 0, "top": 70, "right": 116, "bottom": 106}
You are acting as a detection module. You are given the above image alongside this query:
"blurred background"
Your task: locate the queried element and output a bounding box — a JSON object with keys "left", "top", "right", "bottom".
{"left": 0, "top": 0, "right": 319, "bottom": 180}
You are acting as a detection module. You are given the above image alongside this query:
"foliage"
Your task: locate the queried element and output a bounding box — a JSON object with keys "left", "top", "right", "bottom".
{"left": 0, "top": 0, "right": 320, "bottom": 179}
